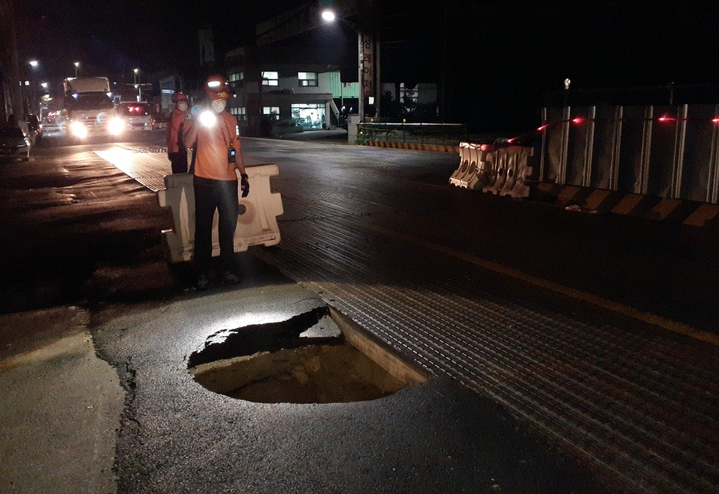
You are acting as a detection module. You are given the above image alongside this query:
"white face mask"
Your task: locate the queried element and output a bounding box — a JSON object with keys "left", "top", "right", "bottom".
{"left": 177, "top": 102, "right": 188, "bottom": 112}
{"left": 211, "top": 100, "right": 226, "bottom": 114}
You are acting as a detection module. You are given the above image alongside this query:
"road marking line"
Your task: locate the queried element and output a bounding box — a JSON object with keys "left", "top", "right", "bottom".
{"left": 361, "top": 222, "right": 719, "bottom": 347}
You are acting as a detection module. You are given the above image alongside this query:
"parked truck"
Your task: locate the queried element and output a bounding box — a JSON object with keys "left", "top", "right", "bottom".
{"left": 61, "top": 77, "right": 122, "bottom": 138}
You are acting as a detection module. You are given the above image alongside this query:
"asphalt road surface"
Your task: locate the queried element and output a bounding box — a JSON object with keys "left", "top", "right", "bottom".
{"left": 1, "top": 130, "right": 718, "bottom": 493}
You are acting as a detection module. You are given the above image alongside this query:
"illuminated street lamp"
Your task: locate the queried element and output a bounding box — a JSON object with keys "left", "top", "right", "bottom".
{"left": 74, "top": 61, "right": 80, "bottom": 77}
{"left": 134, "top": 68, "right": 142, "bottom": 101}
{"left": 26, "top": 60, "right": 40, "bottom": 114}
{"left": 321, "top": 9, "right": 377, "bottom": 124}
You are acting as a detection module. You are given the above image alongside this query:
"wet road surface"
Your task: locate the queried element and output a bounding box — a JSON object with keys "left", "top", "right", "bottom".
{"left": 1, "top": 133, "right": 718, "bottom": 493}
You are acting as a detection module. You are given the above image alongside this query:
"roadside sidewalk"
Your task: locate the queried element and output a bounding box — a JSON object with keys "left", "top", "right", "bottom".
{"left": 0, "top": 307, "right": 123, "bottom": 494}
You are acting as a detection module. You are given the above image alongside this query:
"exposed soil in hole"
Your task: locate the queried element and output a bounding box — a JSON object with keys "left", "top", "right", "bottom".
{"left": 188, "top": 306, "right": 414, "bottom": 404}
{"left": 192, "top": 344, "right": 406, "bottom": 404}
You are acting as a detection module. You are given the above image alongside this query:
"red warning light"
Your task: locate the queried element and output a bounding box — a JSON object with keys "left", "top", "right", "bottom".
{"left": 713, "top": 118, "right": 719, "bottom": 124}
{"left": 572, "top": 117, "right": 584, "bottom": 124}
{"left": 537, "top": 124, "right": 549, "bottom": 131}
{"left": 658, "top": 115, "right": 674, "bottom": 122}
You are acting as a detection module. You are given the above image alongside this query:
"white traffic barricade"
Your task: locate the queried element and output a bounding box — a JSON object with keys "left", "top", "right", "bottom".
{"left": 508, "top": 147, "right": 535, "bottom": 198}
{"left": 499, "top": 149, "right": 519, "bottom": 196}
{"left": 449, "top": 142, "right": 472, "bottom": 186}
{"left": 483, "top": 149, "right": 504, "bottom": 194}
{"left": 451, "top": 142, "right": 495, "bottom": 189}
{"left": 156, "top": 164, "right": 283, "bottom": 263}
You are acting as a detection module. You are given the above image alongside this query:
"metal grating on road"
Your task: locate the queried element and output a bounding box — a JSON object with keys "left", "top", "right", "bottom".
{"left": 117, "top": 144, "right": 169, "bottom": 154}
{"left": 95, "top": 147, "right": 169, "bottom": 192}
{"left": 256, "top": 206, "right": 719, "bottom": 494}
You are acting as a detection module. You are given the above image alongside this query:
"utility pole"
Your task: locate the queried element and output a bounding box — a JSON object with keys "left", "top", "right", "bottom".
{"left": 0, "top": 0, "right": 25, "bottom": 122}
{"left": 374, "top": 3, "right": 380, "bottom": 121}
{"left": 357, "top": 0, "right": 379, "bottom": 122}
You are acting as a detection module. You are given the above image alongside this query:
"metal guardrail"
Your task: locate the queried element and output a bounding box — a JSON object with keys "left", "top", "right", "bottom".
{"left": 357, "top": 122, "right": 467, "bottom": 146}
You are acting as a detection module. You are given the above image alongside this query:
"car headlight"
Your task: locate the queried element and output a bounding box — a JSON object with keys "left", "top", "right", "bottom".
{"left": 70, "top": 121, "right": 88, "bottom": 138}
{"left": 199, "top": 110, "right": 217, "bottom": 128}
{"left": 108, "top": 117, "right": 124, "bottom": 136}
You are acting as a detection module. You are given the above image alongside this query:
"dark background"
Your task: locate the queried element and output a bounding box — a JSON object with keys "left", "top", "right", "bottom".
{"left": 17, "top": 0, "right": 719, "bottom": 131}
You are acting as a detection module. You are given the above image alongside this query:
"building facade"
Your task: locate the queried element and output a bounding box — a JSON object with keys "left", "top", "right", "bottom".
{"left": 225, "top": 46, "right": 356, "bottom": 136}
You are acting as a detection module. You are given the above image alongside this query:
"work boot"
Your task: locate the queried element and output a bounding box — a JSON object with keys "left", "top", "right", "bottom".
{"left": 220, "top": 271, "right": 239, "bottom": 284}
{"left": 195, "top": 273, "right": 210, "bottom": 291}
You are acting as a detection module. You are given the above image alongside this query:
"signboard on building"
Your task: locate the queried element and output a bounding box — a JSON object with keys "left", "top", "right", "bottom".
{"left": 359, "top": 32, "right": 374, "bottom": 98}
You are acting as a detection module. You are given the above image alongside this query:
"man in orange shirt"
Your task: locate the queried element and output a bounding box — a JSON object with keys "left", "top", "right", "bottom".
{"left": 166, "top": 92, "right": 189, "bottom": 174}
{"left": 182, "top": 75, "right": 249, "bottom": 290}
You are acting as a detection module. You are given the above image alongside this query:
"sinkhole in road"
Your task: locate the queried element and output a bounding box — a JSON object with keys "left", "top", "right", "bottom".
{"left": 188, "top": 306, "right": 426, "bottom": 404}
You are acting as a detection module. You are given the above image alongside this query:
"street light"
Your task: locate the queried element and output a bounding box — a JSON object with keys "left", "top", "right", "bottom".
{"left": 134, "top": 68, "right": 142, "bottom": 102}
{"left": 74, "top": 61, "right": 80, "bottom": 77}
{"left": 321, "top": 9, "right": 373, "bottom": 124}
{"left": 26, "top": 60, "right": 40, "bottom": 114}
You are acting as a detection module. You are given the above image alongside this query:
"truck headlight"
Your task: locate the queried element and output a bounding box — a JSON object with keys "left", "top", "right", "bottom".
{"left": 108, "top": 117, "right": 124, "bottom": 136}
{"left": 70, "top": 121, "right": 88, "bottom": 138}
{"left": 199, "top": 110, "right": 217, "bottom": 128}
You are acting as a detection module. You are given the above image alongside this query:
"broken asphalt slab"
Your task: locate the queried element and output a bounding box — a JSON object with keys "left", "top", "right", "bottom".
{"left": 87, "top": 275, "right": 609, "bottom": 494}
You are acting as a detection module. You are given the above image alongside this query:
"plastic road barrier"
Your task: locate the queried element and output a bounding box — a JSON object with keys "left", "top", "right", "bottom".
{"left": 450, "top": 142, "right": 494, "bottom": 189}
{"left": 450, "top": 143, "right": 535, "bottom": 198}
{"left": 156, "top": 164, "right": 283, "bottom": 263}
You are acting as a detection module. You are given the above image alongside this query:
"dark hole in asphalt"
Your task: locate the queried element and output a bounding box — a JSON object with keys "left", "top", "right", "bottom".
{"left": 188, "top": 306, "right": 411, "bottom": 404}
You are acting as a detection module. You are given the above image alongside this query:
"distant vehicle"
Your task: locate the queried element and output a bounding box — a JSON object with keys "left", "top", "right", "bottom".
{"left": 0, "top": 126, "right": 31, "bottom": 161}
{"left": 151, "top": 114, "right": 169, "bottom": 130}
{"left": 61, "top": 77, "right": 117, "bottom": 138}
{"left": 117, "top": 102, "right": 152, "bottom": 131}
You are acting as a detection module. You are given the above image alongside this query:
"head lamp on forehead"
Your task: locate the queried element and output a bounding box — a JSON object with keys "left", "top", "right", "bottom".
{"left": 207, "top": 80, "right": 222, "bottom": 89}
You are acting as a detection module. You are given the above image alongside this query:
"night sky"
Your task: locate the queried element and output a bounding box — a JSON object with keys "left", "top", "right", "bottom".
{"left": 17, "top": 0, "right": 719, "bottom": 131}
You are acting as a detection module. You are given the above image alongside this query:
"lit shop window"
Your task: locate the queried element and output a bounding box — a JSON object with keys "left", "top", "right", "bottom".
{"left": 230, "top": 107, "right": 246, "bottom": 121}
{"left": 261, "top": 71, "right": 279, "bottom": 86}
{"left": 228, "top": 72, "right": 244, "bottom": 87}
{"left": 298, "top": 72, "right": 318, "bottom": 87}
{"left": 262, "top": 106, "right": 280, "bottom": 120}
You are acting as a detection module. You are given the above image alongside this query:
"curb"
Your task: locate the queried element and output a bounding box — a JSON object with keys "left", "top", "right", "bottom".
{"left": 362, "top": 140, "right": 459, "bottom": 153}
{"left": 532, "top": 183, "right": 719, "bottom": 227}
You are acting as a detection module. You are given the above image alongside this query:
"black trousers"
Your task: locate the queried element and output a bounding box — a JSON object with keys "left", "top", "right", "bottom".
{"left": 193, "top": 176, "right": 239, "bottom": 274}
{"left": 169, "top": 152, "right": 188, "bottom": 174}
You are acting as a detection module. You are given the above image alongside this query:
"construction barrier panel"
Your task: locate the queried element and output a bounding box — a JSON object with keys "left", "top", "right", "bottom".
{"left": 156, "top": 164, "right": 283, "bottom": 263}
{"left": 540, "top": 104, "right": 719, "bottom": 204}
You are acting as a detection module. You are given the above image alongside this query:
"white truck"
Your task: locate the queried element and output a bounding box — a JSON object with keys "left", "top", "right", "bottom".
{"left": 62, "top": 77, "right": 121, "bottom": 138}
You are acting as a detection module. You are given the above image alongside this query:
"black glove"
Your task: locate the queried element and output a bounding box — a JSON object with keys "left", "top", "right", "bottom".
{"left": 241, "top": 173, "right": 250, "bottom": 198}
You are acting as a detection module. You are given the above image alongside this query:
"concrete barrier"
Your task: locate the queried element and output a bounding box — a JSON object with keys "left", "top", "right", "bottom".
{"left": 156, "top": 164, "right": 283, "bottom": 263}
